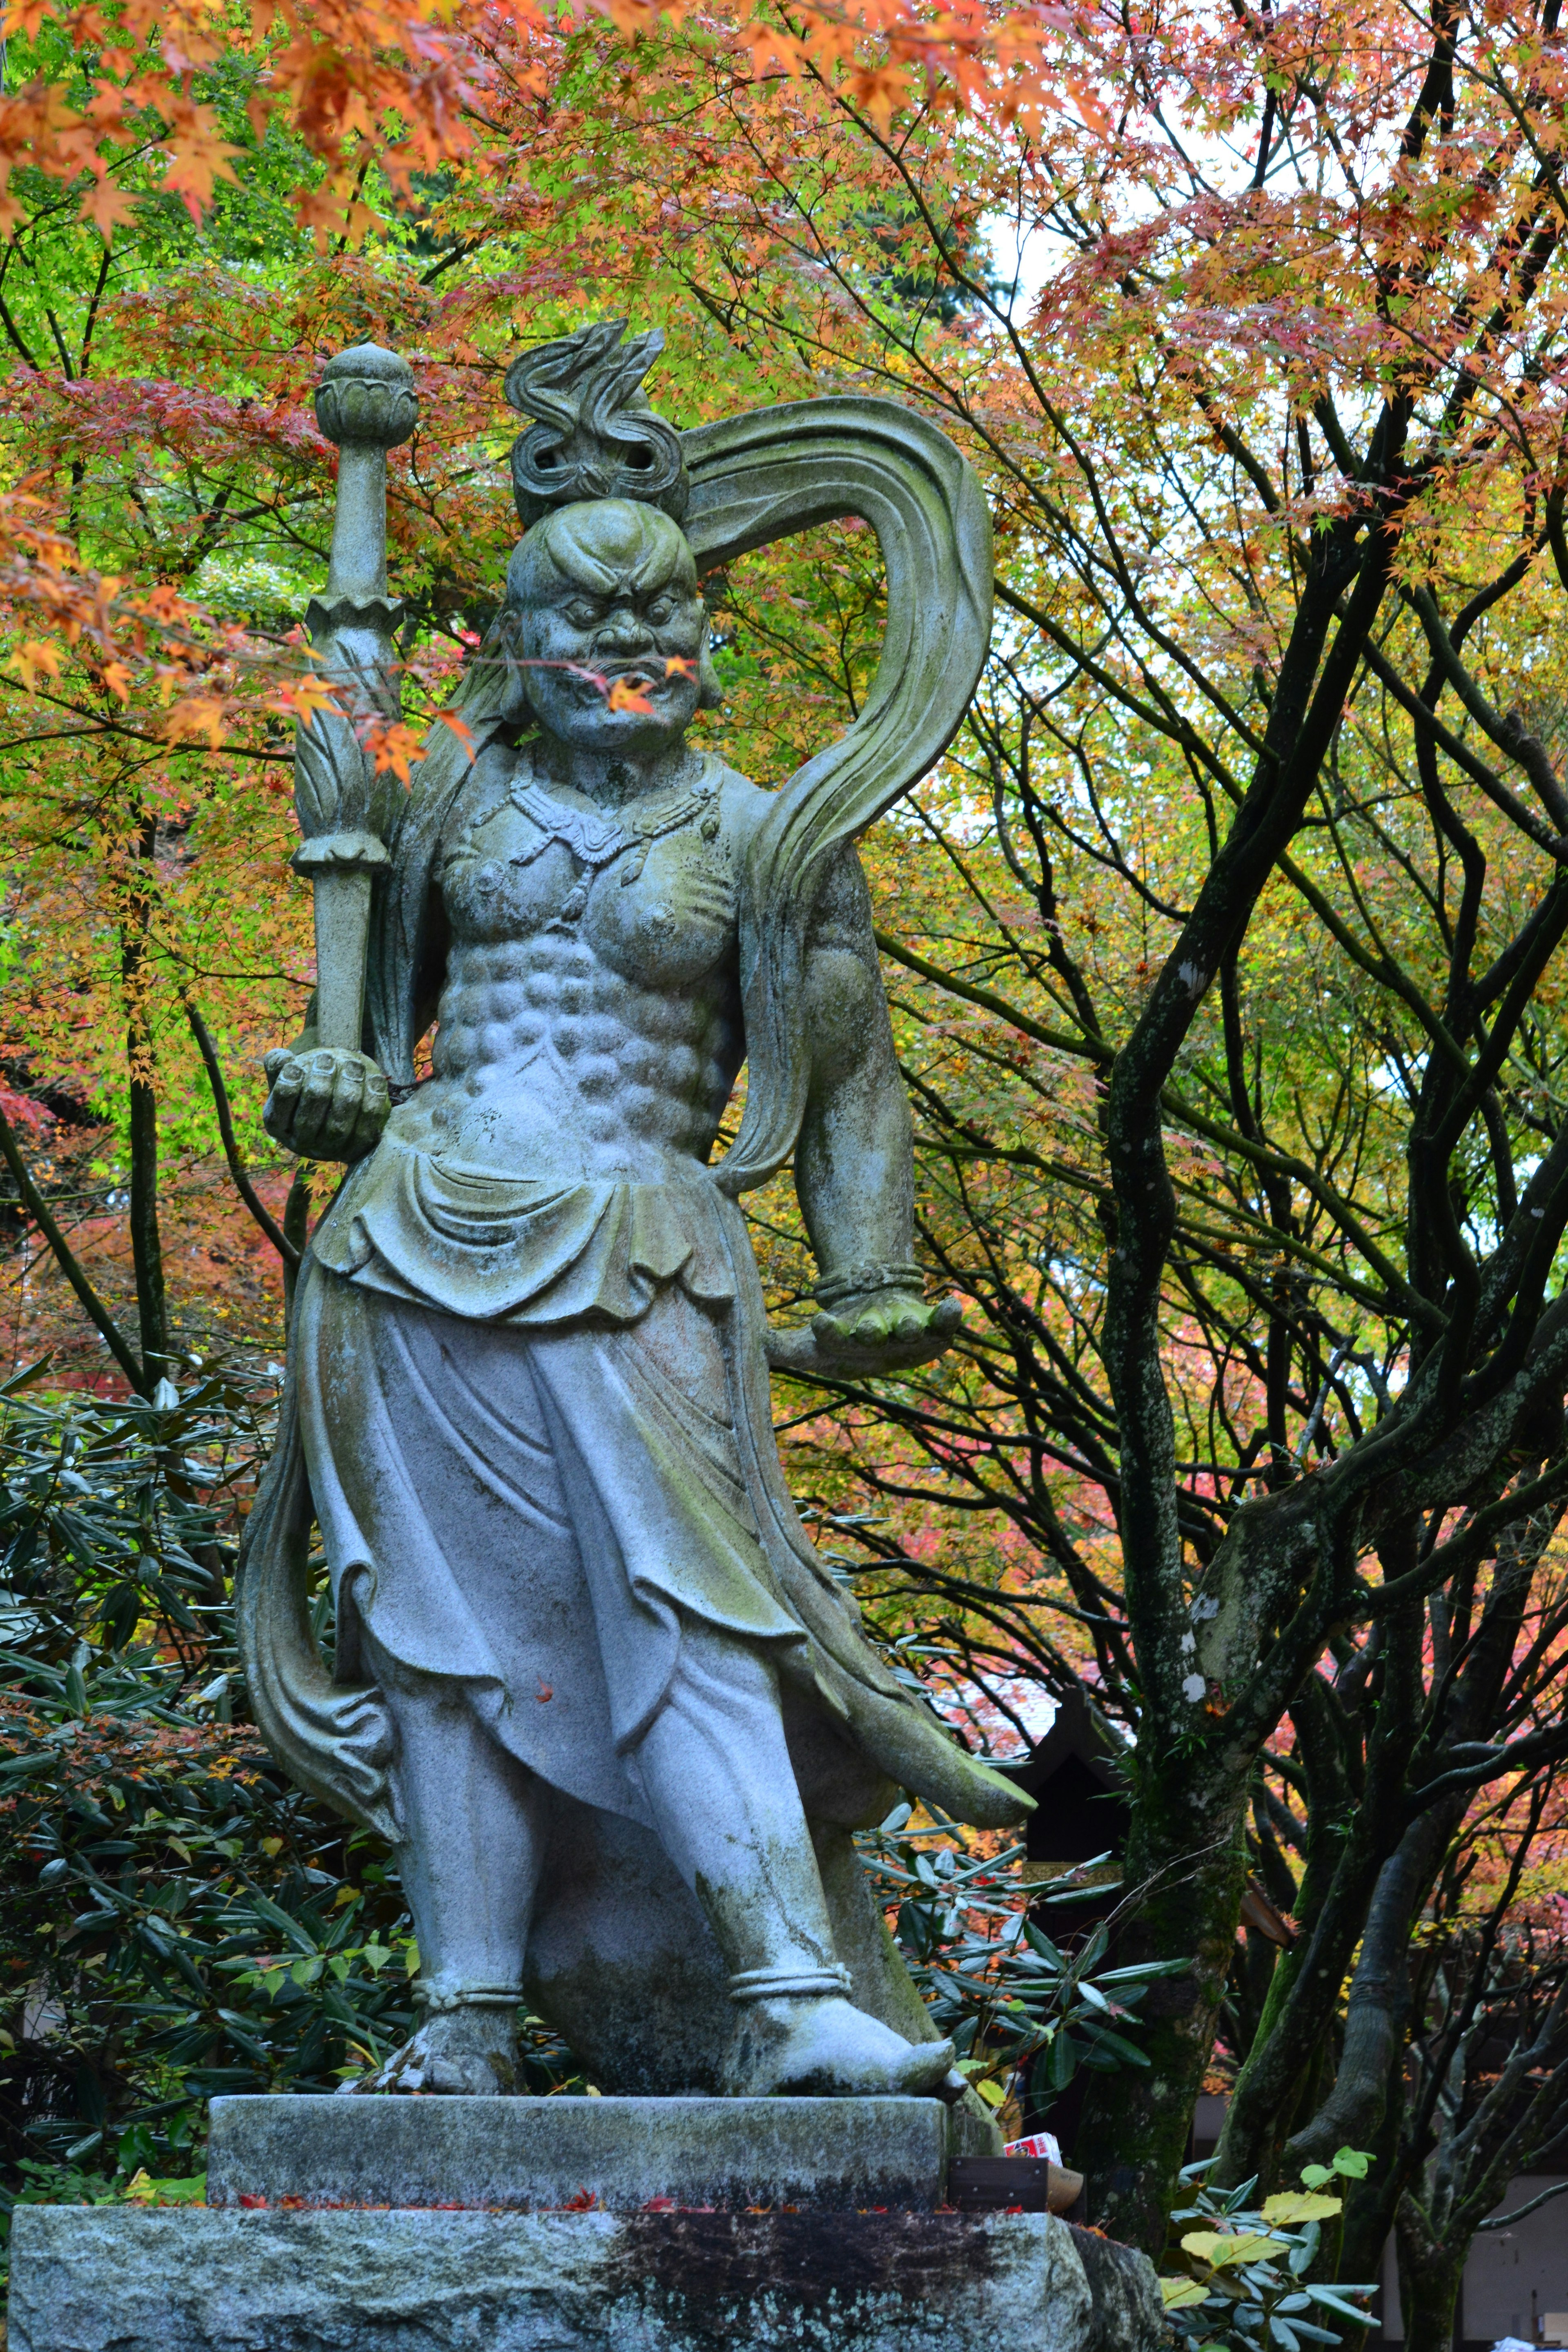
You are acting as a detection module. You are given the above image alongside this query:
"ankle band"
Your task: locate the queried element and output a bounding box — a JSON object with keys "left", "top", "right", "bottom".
{"left": 728, "top": 1964, "right": 852, "bottom": 2004}
{"left": 413, "top": 1982, "right": 523, "bottom": 2015}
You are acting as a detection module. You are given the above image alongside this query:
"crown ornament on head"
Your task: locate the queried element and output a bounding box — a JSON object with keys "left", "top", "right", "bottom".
{"left": 504, "top": 320, "right": 689, "bottom": 529}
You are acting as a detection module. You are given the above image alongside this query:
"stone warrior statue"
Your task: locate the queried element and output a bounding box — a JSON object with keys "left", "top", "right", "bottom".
{"left": 240, "top": 323, "right": 1031, "bottom": 2105}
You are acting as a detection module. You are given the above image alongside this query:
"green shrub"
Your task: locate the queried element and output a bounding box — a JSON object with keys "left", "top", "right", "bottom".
{"left": 1160, "top": 2152, "right": 1377, "bottom": 2351}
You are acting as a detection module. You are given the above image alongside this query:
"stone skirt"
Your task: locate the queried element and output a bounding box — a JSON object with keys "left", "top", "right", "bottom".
{"left": 294, "top": 1264, "right": 808, "bottom": 1826}
{"left": 310, "top": 1136, "right": 738, "bottom": 1325}
{"left": 240, "top": 1161, "right": 1026, "bottom": 1850}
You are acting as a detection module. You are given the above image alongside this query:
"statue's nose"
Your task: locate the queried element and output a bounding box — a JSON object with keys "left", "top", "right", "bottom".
{"left": 598, "top": 605, "right": 651, "bottom": 651}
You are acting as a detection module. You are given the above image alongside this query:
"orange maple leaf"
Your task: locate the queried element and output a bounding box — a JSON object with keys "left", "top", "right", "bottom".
{"left": 138, "top": 584, "right": 194, "bottom": 626}
{"left": 157, "top": 102, "right": 243, "bottom": 223}
{"left": 11, "top": 639, "right": 63, "bottom": 690}
{"left": 432, "top": 708, "right": 477, "bottom": 755}
{"left": 363, "top": 719, "right": 425, "bottom": 782}
{"left": 163, "top": 696, "right": 227, "bottom": 749}
{"left": 273, "top": 673, "right": 343, "bottom": 724}
{"left": 2, "top": 0, "right": 58, "bottom": 40}
{"left": 80, "top": 170, "right": 138, "bottom": 244}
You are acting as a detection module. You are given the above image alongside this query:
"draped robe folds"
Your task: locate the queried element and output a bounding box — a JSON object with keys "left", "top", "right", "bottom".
{"left": 243, "top": 1125, "right": 1027, "bottom": 1848}
{"left": 301, "top": 1150, "right": 822, "bottom": 1822}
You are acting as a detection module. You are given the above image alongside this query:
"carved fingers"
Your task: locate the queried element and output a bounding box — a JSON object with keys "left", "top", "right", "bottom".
{"left": 764, "top": 1292, "right": 963, "bottom": 1377}
{"left": 817, "top": 1290, "right": 961, "bottom": 1354}
{"left": 263, "top": 1047, "right": 390, "bottom": 1164}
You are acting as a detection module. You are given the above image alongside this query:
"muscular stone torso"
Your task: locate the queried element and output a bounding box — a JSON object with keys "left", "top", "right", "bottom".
{"left": 388, "top": 749, "right": 755, "bottom": 1185}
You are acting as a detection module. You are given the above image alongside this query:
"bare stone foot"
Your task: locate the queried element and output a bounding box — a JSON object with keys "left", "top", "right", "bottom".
{"left": 340, "top": 2005, "right": 520, "bottom": 2095}
{"left": 728, "top": 1994, "right": 958, "bottom": 2098}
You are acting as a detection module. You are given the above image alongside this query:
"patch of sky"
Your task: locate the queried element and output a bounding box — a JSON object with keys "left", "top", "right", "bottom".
{"left": 1038, "top": 1251, "right": 1107, "bottom": 1303}
{"left": 1464, "top": 1152, "right": 1543, "bottom": 1258}
{"left": 1370, "top": 1051, "right": 1427, "bottom": 1105}
{"left": 979, "top": 96, "right": 1293, "bottom": 334}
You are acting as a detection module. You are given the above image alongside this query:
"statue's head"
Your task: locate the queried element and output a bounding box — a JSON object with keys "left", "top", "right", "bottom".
{"left": 497, "top": 325, "right": 719, "bottom": 756}
{"left": 505, "top": 499, "right": 717, "bottom": 755}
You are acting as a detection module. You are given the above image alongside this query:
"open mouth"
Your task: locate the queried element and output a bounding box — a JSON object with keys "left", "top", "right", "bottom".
{"left": 552, "top": 657, "right": 689, "bottom": 708}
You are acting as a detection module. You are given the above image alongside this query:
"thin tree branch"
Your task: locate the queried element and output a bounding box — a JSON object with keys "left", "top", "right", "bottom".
{"left": 183, "top": 1000, "right": 298, "bottom": 1268}
{"left": 0, "top": 1096, "right": 147, "bottom": 1395}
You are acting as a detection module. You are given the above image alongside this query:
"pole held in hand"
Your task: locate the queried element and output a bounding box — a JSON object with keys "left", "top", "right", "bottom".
{"left": 296, "top": 343, "right": 418, "bottom": 1052}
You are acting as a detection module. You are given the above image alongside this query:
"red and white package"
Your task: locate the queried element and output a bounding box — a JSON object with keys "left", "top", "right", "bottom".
{"left": 1004, "top": 2132, "right": 1062, "bottom": 2165}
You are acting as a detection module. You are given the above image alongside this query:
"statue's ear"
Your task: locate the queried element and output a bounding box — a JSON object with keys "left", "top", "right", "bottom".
{"left": 496, "top": 607, "right": 535, "bottom": 725}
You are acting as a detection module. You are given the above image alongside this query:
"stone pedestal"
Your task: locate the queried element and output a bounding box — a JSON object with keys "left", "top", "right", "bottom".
{"left": 206, "top": 2092, "right": 949, "bottom": 2213}
{"left": 8, "top": 2098, "right": 1167, "bottom": 2352}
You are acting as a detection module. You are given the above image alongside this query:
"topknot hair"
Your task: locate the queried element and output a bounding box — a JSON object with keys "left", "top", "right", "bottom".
{"left": 503, "top": 321, "right": 689, "bottom": 529}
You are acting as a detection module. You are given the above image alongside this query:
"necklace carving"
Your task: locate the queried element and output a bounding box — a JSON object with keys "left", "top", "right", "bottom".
{"left": 508, "top": 766, "right": 722, "bottom": 912}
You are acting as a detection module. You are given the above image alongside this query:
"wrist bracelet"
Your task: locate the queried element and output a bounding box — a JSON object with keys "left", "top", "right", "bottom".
{"left": 813, "top": 1261, "right": 925, "bottom": 1311}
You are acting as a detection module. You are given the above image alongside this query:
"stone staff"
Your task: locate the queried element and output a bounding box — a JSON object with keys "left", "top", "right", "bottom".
{"left": 293, "top": 342, "right": 418, "bottom": 1051}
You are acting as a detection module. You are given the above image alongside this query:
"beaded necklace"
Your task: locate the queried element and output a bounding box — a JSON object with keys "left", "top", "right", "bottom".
{"left": 507, "top": 760, "right": 722, "bottom": 903}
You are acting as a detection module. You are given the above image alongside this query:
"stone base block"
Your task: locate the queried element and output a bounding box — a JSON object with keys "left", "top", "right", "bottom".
{"left": 8, "top": 2205, "right": 1166, "bottom": 2352}
{"left": 207, "top": 2093, "right": 948, "bottom": 2213}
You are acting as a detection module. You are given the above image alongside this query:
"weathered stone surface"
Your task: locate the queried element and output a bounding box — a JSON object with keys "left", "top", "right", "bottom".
{"left": 9, "top": 2205, "right": 1111, "bottom": 2352}
{"left": 244, "top": 317, "right": 1013, "bottom": 2113}
{"left": 1065, "top": 2222, "right": 1168, "bottom": 2350}
{"left": 206, "top": 2092, "right": 949, "bottom": 2212}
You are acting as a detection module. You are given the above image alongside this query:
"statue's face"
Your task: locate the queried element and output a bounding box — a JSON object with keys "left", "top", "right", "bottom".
{"left": 508, "top": 500, "right": 707, "bottom": 758}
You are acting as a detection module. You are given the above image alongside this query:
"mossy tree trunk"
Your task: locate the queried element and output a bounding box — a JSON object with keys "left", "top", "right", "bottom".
{"left": 1395, "top": 2193, "right": 1466, "bottom": 2351}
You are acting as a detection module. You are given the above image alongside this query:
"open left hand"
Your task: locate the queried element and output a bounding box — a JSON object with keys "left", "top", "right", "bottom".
{"left": 764, "top": 1288, "right": 962, "bottom": 1376}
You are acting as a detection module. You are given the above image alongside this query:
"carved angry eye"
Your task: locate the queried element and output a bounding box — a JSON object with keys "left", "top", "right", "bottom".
{"left": 646, "top": 595, "right": 677, "bottom": 626}
{"left": 563, "top": 599, "right": 604, "bottom": 628}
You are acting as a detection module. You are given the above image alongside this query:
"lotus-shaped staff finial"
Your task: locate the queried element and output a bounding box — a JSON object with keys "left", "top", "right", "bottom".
{"left": 315, "top": 343, "right": 418, "bottom": 453}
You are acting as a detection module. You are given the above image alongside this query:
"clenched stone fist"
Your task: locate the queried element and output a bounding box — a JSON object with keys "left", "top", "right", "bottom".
{"left": 263, "top": 1046, "right": 390, "bottom": 1164}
